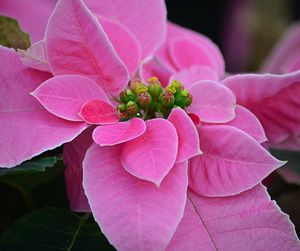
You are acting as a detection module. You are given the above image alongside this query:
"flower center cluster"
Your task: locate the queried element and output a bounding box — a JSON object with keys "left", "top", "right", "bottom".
{"left": 117, "top": 77, "right": 192, "bottom": 120}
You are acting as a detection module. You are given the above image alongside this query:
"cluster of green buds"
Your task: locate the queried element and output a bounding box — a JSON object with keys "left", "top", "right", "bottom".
{"left": 116, "top": 77, "right": 192, "bottom": 120}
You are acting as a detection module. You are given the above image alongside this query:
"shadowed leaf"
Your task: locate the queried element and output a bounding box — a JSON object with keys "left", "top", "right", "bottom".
{"left": 0, "top": 16, "right": 30, "bottom": 49}
{"left": 0, "top": 156, "right": 58, "bottom": 176}
{"left": 0, "top": 208, "right": 115, "bottom": 251}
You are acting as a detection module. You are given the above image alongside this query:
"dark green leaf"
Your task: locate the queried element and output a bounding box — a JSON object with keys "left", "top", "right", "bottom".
{"left": 0, "top": 208, "right": 115, "bottom": 251}
{"left": 0, "top": 158, "right": 64, "bottom": 191}
{"left": 0, "top": 16, "right": 30, "bottom": 49}
{"left": 0, "top": 159, "right": 69, "bottom": 233}
{"left": 0, "top": 156, "right": 59, "bottom": 176}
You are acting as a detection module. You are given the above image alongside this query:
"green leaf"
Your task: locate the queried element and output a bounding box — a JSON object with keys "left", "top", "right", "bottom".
{"left": 0, "top": 16, "right": 30, "bottom": 49}
{"left": 0, "top": 208, "right": 115, "bottom": 251}
{"left": 0, "top": 158, "right": 64, "bottom": 191}
{"left": 0, "top": 156, "right": 59, "bottom": 176}
{"left": 0, "top": 160, "right": 69, "bottom": 233}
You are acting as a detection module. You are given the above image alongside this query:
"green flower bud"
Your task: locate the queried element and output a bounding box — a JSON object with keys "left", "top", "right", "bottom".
{"left": 136, "top": 84, "right": 148, "bottom": 95}
{"left": 147, "top": 77, "right": 162, "bottom": 99}
{"left": 117, "top": 103, "right": 127, "bottom": 119}
{"left": 174, "top": 90, "right": 192, "bottom": 107}
{"left": 170, "top": 80, "right": 184, "bottom": 93}
{"left": 137, "top": 92, "right": 152, "bottom": 109}
{"left": 126, "top": 101, "right": 139, "bottom": 117}
{"left": 159, "top": 90, "right": 174, "bottom": 108}
{"left": 120, "top": 89, "right": 136, "bottom": 103}
{"left": 130, "top": 78, "right": 143, "bottom": 94}
{"left": 166, "top": 84, "right": 176, "bottom": 94}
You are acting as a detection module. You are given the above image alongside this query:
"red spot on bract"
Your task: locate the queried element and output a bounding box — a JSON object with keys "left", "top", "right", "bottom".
{"left": 188, "top": 113, "right": 201, "bottom": 126}
{"left": 79, "top": 100, "right": 118, "bottom": 125}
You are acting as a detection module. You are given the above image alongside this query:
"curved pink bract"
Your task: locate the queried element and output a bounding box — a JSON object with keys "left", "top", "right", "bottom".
{"left": 167, "top": 185, "right": 300, "bottom": 251}
{"left": 83, "top": 144, "right": 188, "bottom": 251}
{"left": 45, "top": 0, "right": 129, "bottom": 97}
{"left": 187, "top": 80, "right": 236, "bottom": 123}
{"left": 121, "top": 119, "right": 178, "bottom": 186}
{"left": 93, "top": 118, "right": 146, "bottom": 146}
{"left": 32, "top": 75, "right": 109, "bottom": 121}
{"left": 223, "top": 71, "right": 300, "bottom": 145}
{"left": 189, "top": 125, "right": 284, "bottom": 197}
{"left": 0, "top": 46, "right": 87, "bottom": 168}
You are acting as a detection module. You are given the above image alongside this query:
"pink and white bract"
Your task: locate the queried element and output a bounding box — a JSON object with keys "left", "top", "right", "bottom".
{"left": 0, "top": 0, "right": 300, "bottom": 250}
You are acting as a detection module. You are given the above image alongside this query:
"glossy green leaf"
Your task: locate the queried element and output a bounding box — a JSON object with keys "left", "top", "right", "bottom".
{"left": 0, "top": 156, "right": 58, "bottom": 176}
{"left": 0, "top": 16, "right": 30, "bottom": 49}
{"left": 0, "top": 207, "right": 115, "bottom": 251}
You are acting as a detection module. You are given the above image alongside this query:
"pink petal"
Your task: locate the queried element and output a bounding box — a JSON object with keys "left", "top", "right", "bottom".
{"left": 100, "top": 17, "right": 141, "bottom": 76}
{"left": 139, "top": 57, "right": 172, "bottom": 87}
{"left": 83, "top": 144, "right": 188, "bottom": 251}
{"left": 169, "top": 37, "right": 222, "bottom": 75}
{"left": 187, "top": 81, "right": 236, "bottom": 123}
{"left": 167, "top": 185, "right": 300, "bottom": 251}
{"left": 169, "top": 65, "right": 219, "bottom": 89}
{"left": 168, "top": 108, "right": 201, "bottom": 162}
{"left": 18, "top": 40, "right": 50, "bottom": 72}
{"left": 156, "top": 22, "right": 225, "bottom": 77}
{"left": 79, "top": 100, "right": 118, "bottom": 125}
{"left": 224, "top": 105, "right": 267, "bottom": 143}
{"left": 0, "top": 0, "right": 56, "bottom": 42}
{"left": 84, "top": 0, "right": 167, "bottom": 58}
{"left": 272, "top": 136, "right": 300, "bottom": 152}
{"left": 63, "top": 127, "right": 94, "bottom": 212}
{"left": 261, "top": 23, "right": 300, "bottom": 74}
{"left": 93, "top": 118, "right": 146, "bottom": 146}
{"left": 222, "top": 71, "right": 300, "bottom": 145}
{"left": 32, "top": 75, "right": 109, "bottom": 121}
{"left": 0, "top": 46, "right": 87, "bottom": 168}
{"left": 121, "top": 119, "right": 178, "bottom": 186}
{"left": 189, "top": 125, "right": 285, "bottom": 196}
{"left": 45, "top": 0, "right": 129, "bottom": 96}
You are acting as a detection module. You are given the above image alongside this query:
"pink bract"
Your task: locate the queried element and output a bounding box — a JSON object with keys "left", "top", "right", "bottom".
{"left": 79, "top": 100, "right": 118, "bottom": 125}
{"left": 222, "top": 71, "right": 300, "bottom": 146}
{"left": 187, "top": 80, "right": 236, "bottom": 123}
{"left": 83, "top": 144, "right": 188, "bottom": 251}
{"left": 189, "top": 125, "right": 284, "bottom": 197}
{"left": 167, "top": 185, "right": 300, "bottom": 251}
{"left": 0, "top": 46, "right": 87, "bottom": 168}
{"left": 168, "top": 108, "right": 201, "bottom": 162}
{"left": 18, "top": 40, "right": 50, "bottom": 72}
{"left": 92, "top": 118, "right": 146, "bottom": 146}
{"left": 140, "top": 21, "right": 225, "bottom": 83}
{"left": 32, "top": 75, "right": 110, "bottom": 121}
{"left": 121, "top": 119, "right": 178, "bottom": 187}
{"left": 63, "top": 127, "right": 93, "bottom": 212}
{"left": 261, "top": 23, "right": 300, "bottom": 74}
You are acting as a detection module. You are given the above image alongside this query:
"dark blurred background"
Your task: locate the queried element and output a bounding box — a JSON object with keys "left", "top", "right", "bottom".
{"left": 166, "top": 0, "right": 300, "bottom": 72}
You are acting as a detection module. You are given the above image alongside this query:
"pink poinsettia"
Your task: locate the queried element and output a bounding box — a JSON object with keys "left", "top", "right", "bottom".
{"left": 1, "top": 0, "right": 300, "bottom": 250}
